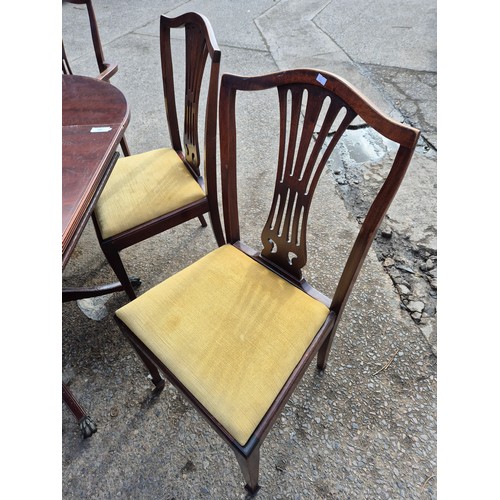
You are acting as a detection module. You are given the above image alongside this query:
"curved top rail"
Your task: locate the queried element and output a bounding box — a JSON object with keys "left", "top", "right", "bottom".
{"left": 221, "top": 69, "right": 419, "bottom": 148}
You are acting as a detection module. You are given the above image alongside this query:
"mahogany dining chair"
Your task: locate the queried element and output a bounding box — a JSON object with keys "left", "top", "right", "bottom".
{"left": 113, "top": 68, "right": 420, "bottom": 493}
{"left": 91, "top": 12, "right": 225, "bottom": 299}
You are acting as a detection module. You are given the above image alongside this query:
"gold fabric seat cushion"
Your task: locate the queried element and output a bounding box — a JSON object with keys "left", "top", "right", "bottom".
{"left": 94, "top": 148, "right": 205, "bottom": 239}
{"left": 116, "top": 244, "right": 330, "bottom": 446}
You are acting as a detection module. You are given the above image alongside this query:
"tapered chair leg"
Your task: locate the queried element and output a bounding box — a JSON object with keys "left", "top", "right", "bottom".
{"left": 317, "top": 329, "right": 335, "bottom": 371}
{"left": 198, "top": 214, "right": 208, "bottom": 227}
{"left": 120, "top": 136, "right": 131, "bottom": 157}
{"left": 115, "top": 318, "right": 166, "bottom": 393}
{"left": 101, "top": 245, "right": 137, "bottom": 300}
{"left": 91, "top": 213, "right": 138, "bottom": 300}
{"left": 136, "top": 350, "right": 165, "bottom": 392}
{"left": 234, "top": 448, "right": 260, "bottom": 494}
{"left": 129, "top": 342, "right": 165, "bottom": 393}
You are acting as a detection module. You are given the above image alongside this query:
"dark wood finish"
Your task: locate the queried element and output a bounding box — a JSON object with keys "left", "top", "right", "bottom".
{"left": 261, "top": 86, "right": 356, "bottom": 279}
{"left": 115, "top": 68, "right": 420, "bottom": 492}
{"left": 234, "top": 447, "right": 261, "bottom": 494}
{"left": 62, "top": 383, "right": 97, "bottom": 438}
{"left": 62, "top": 0, "right": 130, "bottom": 156}
{"left": 91, "top": 12, "right": 225, "bottom": 299}
{"left": 62, "top": 75, "right": 129, "bottom": 268}
{"left": 62, "top": 74, "right": 129, "bottom": 434}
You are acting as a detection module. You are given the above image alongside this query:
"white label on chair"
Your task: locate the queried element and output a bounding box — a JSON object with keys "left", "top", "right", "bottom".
{"left": 90, "top": 126, "right": 113, "bottom": 133}
{"left": 316, "top": 73, "right": 327, "bottom": 86}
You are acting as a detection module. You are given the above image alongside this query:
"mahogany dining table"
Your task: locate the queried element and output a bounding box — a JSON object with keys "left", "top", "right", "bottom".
{"left": 62, "top": 74, "right": 130, "bottom": 437}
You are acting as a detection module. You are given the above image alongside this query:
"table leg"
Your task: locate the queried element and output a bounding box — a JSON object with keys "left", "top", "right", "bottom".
{"left": 62, "top": 382, "right": 97, "bottom": 438}
{"left": 62, "top": 277, "right": 141, "bottom": 302}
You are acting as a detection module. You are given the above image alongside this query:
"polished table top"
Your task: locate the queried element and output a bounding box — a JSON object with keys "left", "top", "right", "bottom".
{"left": 62, "top": 74, "right": 129, "bottom": 268}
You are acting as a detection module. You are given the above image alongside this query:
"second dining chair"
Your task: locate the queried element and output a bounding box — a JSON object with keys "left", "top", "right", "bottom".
{"left": 91, "top": 12, "right": 225, "bottom": 299}
{"left": 113, "top": 68, "right": 420, "bottom": 492}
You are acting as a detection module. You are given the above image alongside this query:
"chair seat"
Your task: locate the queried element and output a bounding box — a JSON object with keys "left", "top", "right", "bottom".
{"left": 115, "top": 244, "right": 330, "bottom": 445}
{"left": 94, "top": 148, "right": 206, "bottom": 239}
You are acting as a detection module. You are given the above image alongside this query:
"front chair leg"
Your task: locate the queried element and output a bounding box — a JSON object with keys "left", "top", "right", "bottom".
{"left": 115, "top": 317, "right": 165, "bottom": 392}
{"left": 91, "top": 213, "right": 138, "bottom": 300}
{"left": 101, "top": 245, "right": 137, "bottom": 300}
{"left": 134, "top": 347, "right": 166, "bottom": 393}
{"left": 234, "top": 447, "right": 260, "bottom": 495}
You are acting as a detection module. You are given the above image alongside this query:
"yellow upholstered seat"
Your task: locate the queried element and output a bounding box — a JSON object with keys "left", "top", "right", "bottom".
{"left": 94, "top": 148, "right": 205, "bottom": 239}
{"left": 115, "top": 244, "right": 330, "bottom": 445}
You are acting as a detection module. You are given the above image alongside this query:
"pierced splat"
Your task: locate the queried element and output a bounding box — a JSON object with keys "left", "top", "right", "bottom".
{"left": 183, "top": 23, "right": 209, "bottom": 174}
{"left": 116, "top": 68, "right": 420, "bottom": 495}
{"left": 261, "top": 84, "right": 357, "bottom": 278}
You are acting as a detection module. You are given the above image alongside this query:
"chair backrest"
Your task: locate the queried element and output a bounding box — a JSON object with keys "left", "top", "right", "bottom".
{"left": 219, "top": 69, "right": 420, "bottom": 318}
{"left": 62, "top": 0, "right": 115, "bottom": 79}
{"left": 160, "top": 13, "right": 221, "bottom": 180}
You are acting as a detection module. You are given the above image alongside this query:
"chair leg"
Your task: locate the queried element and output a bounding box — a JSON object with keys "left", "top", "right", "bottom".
{"left": 317, "top": 330, "right": 335, "bottom": 371}
{"left": 101, "top": 244, "right": 137, "bottom": 300}
{"left": 120, "top": 136, "right": 131, "bottom": 157}
{"left": 115, "top": 317, "right": 166, "bottom": 393}
{"left": 132, "top": 346, "right": 166, "bottom": 393}
{"left": 91, "top": 213, "right": 138, "bottom": 300}
{"left": 234, "top": 447, "right": 260, "bottom": 494}
{"left": 198, "top": 214, "right": 208, "bottom": 227}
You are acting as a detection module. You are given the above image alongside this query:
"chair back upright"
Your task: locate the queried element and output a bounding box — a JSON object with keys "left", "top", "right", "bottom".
{"left": 160, "top": 13, "right": 221, "bottom": 185}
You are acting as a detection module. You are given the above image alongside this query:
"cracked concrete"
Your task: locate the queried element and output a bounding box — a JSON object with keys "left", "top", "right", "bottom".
{"left": 253, "top": 0, "right": 437, "bottom": 354}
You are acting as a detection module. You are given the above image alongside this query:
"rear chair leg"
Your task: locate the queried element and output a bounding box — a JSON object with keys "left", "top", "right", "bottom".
{"left": 198, "top": 214, "right": 208, "bottom": 227}
{"left": 317, "top": 330, "right": 335, "bottom": 371}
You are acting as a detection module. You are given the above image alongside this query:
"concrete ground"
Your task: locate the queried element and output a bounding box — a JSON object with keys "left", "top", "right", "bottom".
{"left": 61, "top": 1, "right": 437, "bottom": 498}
